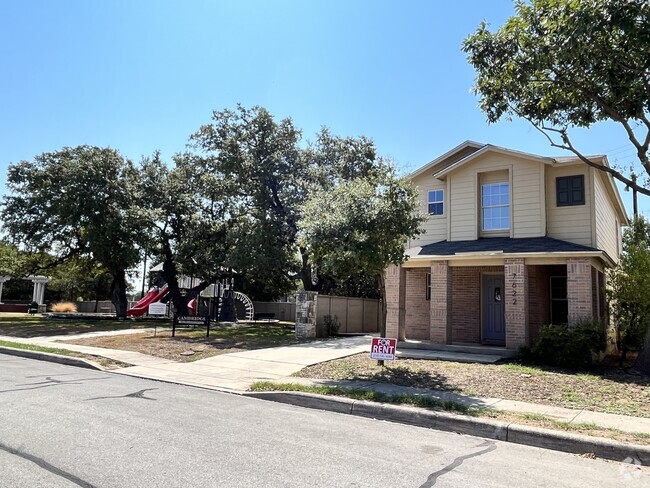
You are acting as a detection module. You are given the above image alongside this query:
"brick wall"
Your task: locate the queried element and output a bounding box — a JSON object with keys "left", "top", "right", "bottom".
{"left": 567, "top": 257, "right": 594, "bottom": 325}
{"left": 385, "top": 265, "right": 406, "bottom": 339}
{"left": 405, "top": 268, "right": 430, "bottom": 340}
{"left": 430, "top": 261, "right": 451, "bottom": 344}
{"left": 505, "top": 258, "right": 528, "bottom": 349}
{"left": 450, "top": 267, "right": 480, "bottom": 343}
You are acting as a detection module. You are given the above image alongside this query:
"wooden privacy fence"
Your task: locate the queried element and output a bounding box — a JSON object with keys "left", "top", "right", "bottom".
{"left": 252, "top": 297, "right": 380, "bottom": 333}
{"left": 315, "top": 296, "right": 380, "bottom": 333}
{"left": 71, "top": 296, "right": 380, "bottom": 333}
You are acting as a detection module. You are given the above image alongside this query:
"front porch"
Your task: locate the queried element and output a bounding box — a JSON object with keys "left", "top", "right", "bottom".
{"left": 386, "top": 249, "right": 607, "bottom": 351}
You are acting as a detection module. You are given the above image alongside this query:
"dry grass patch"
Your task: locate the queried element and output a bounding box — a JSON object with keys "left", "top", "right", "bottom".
{"left": 61, "top": 324, "right": 309, "bottom": 362}
{"left": 294, "top": 354, "right": 650, "bottom": 418}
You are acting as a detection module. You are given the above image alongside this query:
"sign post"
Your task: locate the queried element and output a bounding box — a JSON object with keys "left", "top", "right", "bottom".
{"left": 370, "top": 337, "right": 397, "bottom": 361}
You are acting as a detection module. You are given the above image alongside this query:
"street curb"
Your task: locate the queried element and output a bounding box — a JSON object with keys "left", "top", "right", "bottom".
{"left": 245, "top": 391, "right": 650, "bottom": 465}
{"left": 0, "top": 346, "right": 103, "bottom": 371}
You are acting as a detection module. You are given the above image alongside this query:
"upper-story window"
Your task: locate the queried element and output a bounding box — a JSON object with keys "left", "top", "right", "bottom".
{"left": 428, "top": 189, "right": 444, "bottom": 215}
{"left": 556, "top": 175, "right": 585, "bottom": 206}
{"left": 481, "top": 182, "right": 510, "bottom": 231}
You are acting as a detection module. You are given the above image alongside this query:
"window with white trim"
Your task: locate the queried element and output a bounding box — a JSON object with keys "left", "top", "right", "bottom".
{"left": 481, "top": 182, "right": 510, "bottom": 231}
{"left": 427, "top": 190, "right": 444, "bottom": 216}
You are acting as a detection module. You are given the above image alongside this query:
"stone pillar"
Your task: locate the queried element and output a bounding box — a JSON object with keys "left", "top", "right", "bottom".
{"left": 0, "top": 276, "right": 9, "bottom": 303}
{"left": 295, "top": 291, "right": 318, "bottom": 339}
{"left": 385, "top": 265, "right": 406, "bottom": 340}
{"left": 31, "top": 277, "right": 51, "bottom": 305}
{"left": 567, "top": 257, "right": 593, "bottom": 325}
{"left": 505, "top": 258, "right": 528, "bottom": 350}
{"left": 430, "top": 261, "right": 451, "bottom": 344}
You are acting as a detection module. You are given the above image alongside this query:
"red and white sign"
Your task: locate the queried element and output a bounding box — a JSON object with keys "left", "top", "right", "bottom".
{"left": 370, "top": 337, "right": 397, "bottom": 361}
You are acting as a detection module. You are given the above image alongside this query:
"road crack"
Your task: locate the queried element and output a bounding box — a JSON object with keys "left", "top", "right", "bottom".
{"left": 419, "top": 439, "right": 497, "bottom": 487}
{"left": 0, "top": 440, "right": 95, "bottom": 487}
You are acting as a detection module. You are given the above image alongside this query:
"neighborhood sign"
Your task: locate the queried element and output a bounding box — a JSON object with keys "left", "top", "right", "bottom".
{"left": 370, "top": 337, "right": 397, "bottom": 361}
{"left": 172, "top": 315, "right": 211, "bottom": 338}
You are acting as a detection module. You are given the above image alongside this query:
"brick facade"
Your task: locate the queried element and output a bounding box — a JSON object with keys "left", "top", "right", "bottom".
{"left": 395, "top": 257, "right": 600, "bottom": 350}
{"left": 385, "top": 265, "right": 406, "bottom": 340}
{"left": 505, "top": 258, "right": 528, "bottom": 349}
{"left": 430, "top": 261, "right": 451, "bottom": 344}
{"left": 449, "top": 267, "right": 480, "bottom": 343}
{"left": 567, "top": 257, "right": 594, "bottom": 325}
{"left": 405, "top": 268, "right": 430, "bottom": 340}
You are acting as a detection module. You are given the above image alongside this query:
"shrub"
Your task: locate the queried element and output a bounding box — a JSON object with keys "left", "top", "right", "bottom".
{"left": 50, "top": 301, "right": 78, "bottom": 313}
{"left": 323, "top": 314, "right": 341, "bottom": 336}
{"left": 521, "top": 318, "right": 606, "bottom": 369}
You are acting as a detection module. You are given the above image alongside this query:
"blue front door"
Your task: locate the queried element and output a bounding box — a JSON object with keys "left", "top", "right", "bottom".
{"left": 482, "top": 274, "right": 505, "bottom": 345}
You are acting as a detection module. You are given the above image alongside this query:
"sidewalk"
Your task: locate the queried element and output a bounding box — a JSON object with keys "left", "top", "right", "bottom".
{"left": 2, "top": 329, "right": 650, "bottom": 437}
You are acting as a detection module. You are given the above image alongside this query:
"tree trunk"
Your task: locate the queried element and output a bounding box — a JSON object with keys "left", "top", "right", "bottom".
{"left": 632, "top": 321, "right": 650, "bottom": 374}
{"left": 299, "top": 247, "right": 315, "bottom": 291}
{"left": 161, "top": 256, "right": 189, "bottom": 316}
{"left": 110, "top": 269, "right": 128, "bottom": 318}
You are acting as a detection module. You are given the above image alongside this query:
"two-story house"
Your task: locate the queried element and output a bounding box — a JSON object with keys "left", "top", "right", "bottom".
{"left": 385, "top": 141, "right": 629, "bottom": 351}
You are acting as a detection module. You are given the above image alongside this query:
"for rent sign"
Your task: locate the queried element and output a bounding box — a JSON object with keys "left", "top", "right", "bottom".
{"left": 370, "top": 337, "right": 397, "bottom": 361}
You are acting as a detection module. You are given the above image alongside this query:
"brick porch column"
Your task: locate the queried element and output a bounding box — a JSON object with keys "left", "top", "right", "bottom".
{"left": 567, "top": 257, "right": 593, "bottom": 325}
{"left": 385, "top": 265, "right": 406, "bottom": 340}
{"left": 505, "top": 258, "right": 528, "bottom": 350}
{"left": 430, "top": 261, "right": 451, "bottom": 344}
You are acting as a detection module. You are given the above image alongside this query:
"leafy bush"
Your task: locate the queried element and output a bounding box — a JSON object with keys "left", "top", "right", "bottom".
{"left": 521, "top": 319, "right": 606, "bottom": 369}
{"left": 323, "top": 314, "right": 341, "bottom": 336}
{"left": 50, "top": 301, "right": 77, "bottom": 313}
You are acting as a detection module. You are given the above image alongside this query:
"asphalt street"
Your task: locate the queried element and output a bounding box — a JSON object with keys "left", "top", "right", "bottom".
{"left": 1, "top": 353, "right": 648, "bottom": 487}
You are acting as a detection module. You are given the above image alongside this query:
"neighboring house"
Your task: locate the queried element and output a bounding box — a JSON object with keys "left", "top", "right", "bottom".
{"left": 385, "top": 141, "right": 629, "bottom": 351}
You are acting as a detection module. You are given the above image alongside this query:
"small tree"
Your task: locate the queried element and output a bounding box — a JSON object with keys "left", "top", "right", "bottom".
{"left": 299, "top": 165, "right": 424, "bottom": 341}
{"left": 610, "top": 217, "right": 650, "bottom": 369}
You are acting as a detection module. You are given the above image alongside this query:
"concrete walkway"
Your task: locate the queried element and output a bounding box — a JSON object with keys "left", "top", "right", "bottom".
{"left": 116, "top": 336, "right": 371, "bottom": 391}
{"left": 2, "top": 329, "right": 649, "bottom": 436}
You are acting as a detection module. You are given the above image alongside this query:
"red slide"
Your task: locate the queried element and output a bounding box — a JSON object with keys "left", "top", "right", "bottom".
{"left": 127, "top": 287, "right": 169, "bottom": 317}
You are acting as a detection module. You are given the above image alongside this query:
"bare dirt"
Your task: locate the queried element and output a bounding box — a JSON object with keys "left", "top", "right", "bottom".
{"left": 294, "top": 354, "right": 650, "bottom": 418}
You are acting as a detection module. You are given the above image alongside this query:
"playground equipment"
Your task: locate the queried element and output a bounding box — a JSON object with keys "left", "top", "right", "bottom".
{"left": 126, "top": 286, "right": 168, "bottom": 317}
{"left": 234, "top": 291, "right": 254, "bottom": 321}
{"left": 126, "top": 277, "right": 254, "bottom": 322}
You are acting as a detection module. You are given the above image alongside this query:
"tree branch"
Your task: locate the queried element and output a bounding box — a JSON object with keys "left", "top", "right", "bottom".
{"left": 516, "top": 107, "right": 650, "bottom": 197}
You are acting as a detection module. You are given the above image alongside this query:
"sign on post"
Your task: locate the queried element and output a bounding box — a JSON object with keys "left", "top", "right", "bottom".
{"left": 148, "top": 302, "right": 167, "bottom": 316}
{"left": 370, "top": 337, "right": 397, "bottom": 361}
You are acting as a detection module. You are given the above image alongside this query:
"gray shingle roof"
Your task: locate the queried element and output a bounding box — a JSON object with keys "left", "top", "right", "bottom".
{"left": 412, "top": 237, "right": 599, "bottom": 257}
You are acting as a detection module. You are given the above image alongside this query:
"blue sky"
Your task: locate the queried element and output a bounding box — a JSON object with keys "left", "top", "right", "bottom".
{"left": 0, "top": 0, "right": 644, "bottom": 217}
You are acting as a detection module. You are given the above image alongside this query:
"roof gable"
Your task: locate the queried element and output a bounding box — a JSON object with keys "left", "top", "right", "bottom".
{"left": 409, "top": 141, "right": 484, "bottom": 180}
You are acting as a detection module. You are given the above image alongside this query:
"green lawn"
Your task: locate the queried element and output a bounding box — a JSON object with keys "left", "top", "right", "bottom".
{"left": 0, "top": 315, "right": 154, "bottom": 338}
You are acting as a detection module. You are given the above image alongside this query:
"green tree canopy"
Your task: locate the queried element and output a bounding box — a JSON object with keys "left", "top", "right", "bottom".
{"left": 1, "top": 146, "right": 142, "bottom": 316}
{"left": 190, "top": 105, "right": 399, "bottom": 298}
{"left": 463, "top": 0, "right": 650, "bottom": 194}
{"left": 299, "top": 164, "right": 424, "bottom": 335}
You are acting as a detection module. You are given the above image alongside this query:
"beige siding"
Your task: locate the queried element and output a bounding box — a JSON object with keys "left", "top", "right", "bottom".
{"left": 593, "top": 170, "right": 619, "bottom": 262}
{"left": 447, "top": 152, "right": 545, "bottom": 241}
{"left": 512, "top": 162, "right": 545, "bottom": 238}
{"left": 546, "top": 165, "right": 593, "bottom": 246}
{"left": 449, "top": 170, "right": 477, "bottom": 241}
{"left": 409, "top": 173, "right": 447, "bottom": 246}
